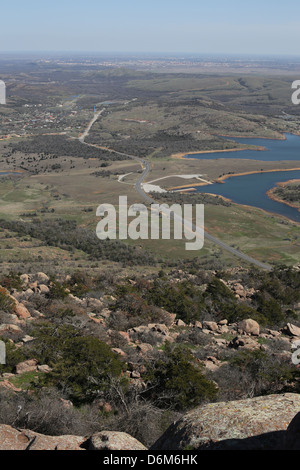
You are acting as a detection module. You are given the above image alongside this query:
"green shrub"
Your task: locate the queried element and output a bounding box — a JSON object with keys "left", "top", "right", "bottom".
{"left": 48, "top": 279, "right": 68, "bottom": 300}
{"left": 144, "top": 344, "right": 217, "bottom": 411}
{"left": 0, "top": 272, "right": 23, "bottom": 291}
{"left": 0, "top": 287, "right": 16, "bottom": 313}
{"left": 146, "top": 280, "right": 205, "bottom": 324}
{"left": 218, "top": 303, "right": 266, "bottom": 325}
{"left": 30, "top": 324, "right": 126, "bottom": 404}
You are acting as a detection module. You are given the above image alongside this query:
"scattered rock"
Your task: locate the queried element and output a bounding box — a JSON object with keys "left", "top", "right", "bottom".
{"left": 160, "top": 310, "right": 176, "bottom": 326}
{"left": 22, "top": 335, "right": 34, "bottom": 343}
{"left": 22, "top": 289, "right": 35, "bottom": 300}
{"left": 14, "top": 303, "right": 31, "bottom": 320}
{"left": 130, "top": 370, "right": 141, "bottom": 379}
{"left": 60, "top": 398, "right": 74, "bottom": 409}
{"left": 149, "top": 324, "right": 169, "bottom": 335}
{"left": 0, "top": 324, "right": 22, "bottom": 335}
{"left": 112, "top": 348, "right": 127, "bottom": 358}
{"left": 218, "top": 324, "right": 229, "bottom": 334}
{"left": 0, "top": 381, "right": 21, "bottom": 393}
{"left": 16, "top": 359, "right": 38, "bottom": 375}
{"left": 28, "top": 282, "right": 38, "bottom": 292}
{"left": 68, "top": 294, "right": 84, "bottom": 306}
{"left": 214, "top": 338, "right": 228, "bottom": 347}
{"left": 203, "top": 356, "right": 222, "bottom": 372}
{"left": 20, "top": 274, "right": 30, "bottom": 286}
{"left": 33, "top": 273, "right": 50, "bottom": 285}
{"left": 202, "top": 328, "right": 212, "bottom": 335}
{"left": 118, "top": 331, "right": 131, "bottom": 343}
{"left": 203, "top": 321, "right": 218, "bottom": 332}
{"left": 2, "top": 373, "right": 15, "bottom": 379}
{"left": 86, "top": 431, "right": 147, "bottom": 451}
{"left": 38, "top": 284, "right": 50, "bottom": 295}
{"left": 37, "top": 364, "right": 52, "bottom": 373}
{"left": 30, "top": 309, "right": 44, "bottom": 318}
{"left": 136, "top": 343, "right": 153, "bottom": 354}
{"left": 130, "top": 325, "right": 147, "bottom": 334}
{"left": 229, "top": 336, "right": 260, "bottom": 350}
{"left": 99, "top": 308, "right": 111, "bottom": 319}
{"left": 267, "top": 329, "right": 281, "bottom": 338}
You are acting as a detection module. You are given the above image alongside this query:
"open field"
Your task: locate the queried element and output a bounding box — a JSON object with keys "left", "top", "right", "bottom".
{"left": 0, "top": 164, "right": 300, "bottom": 271}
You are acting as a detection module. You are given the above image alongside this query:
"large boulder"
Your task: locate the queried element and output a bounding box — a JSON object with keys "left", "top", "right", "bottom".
{"left": 33, "top": 273, "right": 50, "bottom": 285}
{"left": 38, "top": 285, "right": 50, "bottom": 295}
{"left": 238, "top": 318, "right": 260, "bottom": 336}
{"left": 0, "top": 324, "right": 22, "bottom": 335}
{"left": 16, "top": 359, "right": 38, "bottom": 375}
{"left": 86, "top": 431, "right": 147, "bottom": 451}
{"left": 0, "top": 380, "right": 22, "bottom": 392}
{"left": 151, "top": 393, "right": 300, "bottom": 450}
{"left": 283, "top": 323, "right": 300, "bottom": 338}
{"left": 14, "top": 303, "right": 31, "bottom": 320}
{"left": 21, "top": 429, "right": 85, "bottom": 450}
{"left": 20, "top": 274, "right": 30, "bottom": 286}
{"left": 202, "top": 321, "right": 218, "bottom": 332}
{"left": 0, "top": 425, "right": 85, "bottom": 450}
{"left": 285, "top": 412, "right": 300, "bottom": 450}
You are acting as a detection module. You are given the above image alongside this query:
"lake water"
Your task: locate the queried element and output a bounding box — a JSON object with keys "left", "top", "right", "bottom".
{"left": 183, "top": 134, "right": 300, "bottom": 222}
{"left": 185, "top": 133, "right": 300, "bottom": 161}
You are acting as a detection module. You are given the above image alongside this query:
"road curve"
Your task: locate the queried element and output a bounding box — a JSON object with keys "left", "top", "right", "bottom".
{"left": 80, "top": 110, "right": 272, "bottom": 271}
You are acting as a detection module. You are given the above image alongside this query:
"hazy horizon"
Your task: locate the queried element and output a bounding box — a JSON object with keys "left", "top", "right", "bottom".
{"left": 1, "top": 51, "right": 300, "bottom": 60}
{"left": 1, "top": 0, "right": 300, "bottom": 56}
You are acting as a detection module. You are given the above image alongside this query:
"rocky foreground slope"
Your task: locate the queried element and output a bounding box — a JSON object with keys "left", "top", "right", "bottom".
{"left": 0, "top": 394, "right": 299, "bottom": 450}
{"left": 0, "top": 269, "right": 300, "bottom": 449}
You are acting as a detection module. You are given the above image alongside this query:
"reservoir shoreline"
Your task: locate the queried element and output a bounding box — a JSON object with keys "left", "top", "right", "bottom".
{"left": 266, "top": 179, "right": 300, "bottom": 213}
{"left": 171, "top": 146, "right": 266, "bottom": 160}
{"left": 167, "top": 133, "right": 300, "bottom": 222}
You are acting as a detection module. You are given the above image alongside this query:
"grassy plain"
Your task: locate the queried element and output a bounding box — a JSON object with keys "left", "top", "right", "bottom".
{"left": 1, "top": 63, "right": 300, "bottom": 272}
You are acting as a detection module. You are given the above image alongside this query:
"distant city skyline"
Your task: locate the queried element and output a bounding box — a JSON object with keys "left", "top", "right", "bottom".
{"left": 1, "top": 0, "right": 300, "bottom": 56}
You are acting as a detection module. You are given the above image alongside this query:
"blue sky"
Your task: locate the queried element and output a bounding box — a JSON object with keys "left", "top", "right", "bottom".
{"left": 1, "top": 0, "right": 300, "bottom": 55}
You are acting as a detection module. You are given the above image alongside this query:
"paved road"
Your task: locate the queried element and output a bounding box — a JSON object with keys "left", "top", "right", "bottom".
{"left": 80, "top": 110, "right": 272, "bottom": 271}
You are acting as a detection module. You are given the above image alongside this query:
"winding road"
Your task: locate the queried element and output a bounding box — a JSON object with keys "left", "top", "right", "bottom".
{"left": 80, "top": 109, "right": 272, "bottom": 271}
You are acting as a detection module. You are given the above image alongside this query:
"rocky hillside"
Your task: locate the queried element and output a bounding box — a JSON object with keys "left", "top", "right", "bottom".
{"left": 0, "top": 267, "right": 299, "bottom": 448}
